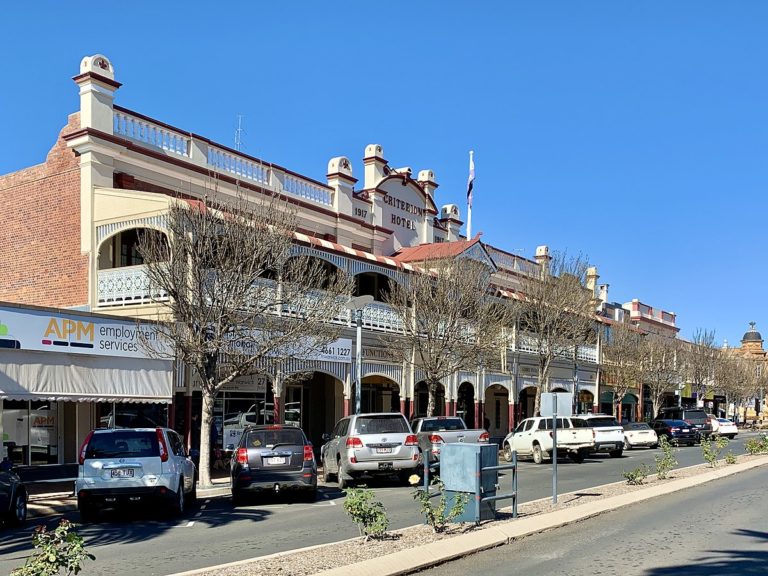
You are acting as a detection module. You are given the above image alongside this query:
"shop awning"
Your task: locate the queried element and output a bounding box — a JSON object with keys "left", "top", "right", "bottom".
{"left": 0, "top": 350, "right": 172, "bottom": 403}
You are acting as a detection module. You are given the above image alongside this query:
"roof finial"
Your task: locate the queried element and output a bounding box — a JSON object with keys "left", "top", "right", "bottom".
{"left": 749, "top": 321, "right": 757, "bottom": 331}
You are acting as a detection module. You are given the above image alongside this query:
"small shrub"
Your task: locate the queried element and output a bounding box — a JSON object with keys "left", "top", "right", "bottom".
{"left": 622, "top": 463, "right": 651, "bottom": 485}
{"left": 342, "top": 486, "right": 389, "bottom": 541}
{"left": 410, "top": 475, "right": 468, "bottom": 533}
{"left": 701, "top": 434, "right": 729, "bottom": 467}
{"left": 725, "top": 451, "right": 737, "bottom": 465}
{"left": 744, "top": 435, "right": 768, "bottom": 455}
{"left": 655, "top": 436, "right": 678, "bottom": 479}
{"left": 11, "top": 519, "right": 95, "bottom": 576}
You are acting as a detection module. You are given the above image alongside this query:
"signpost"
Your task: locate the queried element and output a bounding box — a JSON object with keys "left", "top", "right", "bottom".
{"left": 541, "top": 392, "right": 573, "bottom": 504}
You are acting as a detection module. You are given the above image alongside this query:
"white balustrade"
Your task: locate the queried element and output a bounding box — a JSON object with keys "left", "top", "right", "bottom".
{"left": 97, "top": 265, "right": 168, "bottom": 307}
{"left": 361, "top": 301, "right": 404, "bottom": 332}
{"left": 113, "top": 111, "right": 190, "bottom": 157}
{"left": 577, "top": 344, "right": 598, "bottom": 363}
{"left": 282, "top": 173, "right": 333, "bottom": 206}
{"left": 207, "top": 145, "right": 271, "bottom": 185}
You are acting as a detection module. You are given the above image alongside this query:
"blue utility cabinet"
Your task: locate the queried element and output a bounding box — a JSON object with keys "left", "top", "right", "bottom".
{"left": 440, "top": 443, "right": 498, "bottom": 522}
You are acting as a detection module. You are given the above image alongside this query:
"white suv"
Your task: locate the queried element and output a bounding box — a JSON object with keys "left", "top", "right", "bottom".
{"left": 76, "top": 427, "right": 196, "bottom": 521}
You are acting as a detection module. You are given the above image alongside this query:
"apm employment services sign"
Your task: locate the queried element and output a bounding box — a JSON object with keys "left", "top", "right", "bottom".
{"left": 0, "top": 305, "right": 164, "bottom": 359}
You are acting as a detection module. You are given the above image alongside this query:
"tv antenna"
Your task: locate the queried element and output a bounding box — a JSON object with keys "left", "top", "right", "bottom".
{"left": 234, "top": 115, "right": 246, "bottom": 151}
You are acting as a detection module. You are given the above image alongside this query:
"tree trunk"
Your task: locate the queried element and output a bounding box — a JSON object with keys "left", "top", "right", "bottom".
{"left": 427, "top": 379, "right": 437, "bottom": 417}
{"left": 198, "top": 392, "right": 215, "bottom": 488}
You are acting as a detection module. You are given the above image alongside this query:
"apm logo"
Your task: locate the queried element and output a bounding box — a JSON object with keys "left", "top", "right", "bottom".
{"left": 42, "top": 318, "right": 94, "bottom": 349}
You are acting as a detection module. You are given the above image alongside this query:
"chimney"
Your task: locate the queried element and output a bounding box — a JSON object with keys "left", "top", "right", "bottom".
{"left": 439, "top": 204, "right": 462, "bottom": 241}
{"left": 363, "top": 144, "right": 388, "bottom": 190}
{"left": 73, "top": 54, "right": 120, "bottom": 133}
{"left": 598, "top": 283, "right": 609, "bottom": 304}
{"left": 586, "top": 267, "right": 599, "bottom": 297}
{"left": 535, "top": 245, "right": 551, "bottom": 275}
{"left": 327, "top": 156, "right": 357, "bottom": 214}
{"left": 418, "top": 169, "right": 438, "bottom": 198}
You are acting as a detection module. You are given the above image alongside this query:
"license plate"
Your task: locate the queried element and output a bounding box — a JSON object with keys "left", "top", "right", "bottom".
{"left": 378, "top": 462, "right": 393, "bottom": 470}
{"left": 682, "top": 429, "right": 690, "bottom": 433}
{"left": 265, "top": 457, "right": 286, "bottom": 465}
{"left": 376, "top": 447, "right": 393, "bottom": 454}
{"left": 111, "top": 468, "right": 134, "bottom": 478}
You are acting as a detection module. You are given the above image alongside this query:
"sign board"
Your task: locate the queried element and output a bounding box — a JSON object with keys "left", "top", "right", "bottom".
{"left": 540, "top": 392, "right": 574, "bottom": 417}
{"left": 0, "top": 304, "right": 167, "bottom": 359}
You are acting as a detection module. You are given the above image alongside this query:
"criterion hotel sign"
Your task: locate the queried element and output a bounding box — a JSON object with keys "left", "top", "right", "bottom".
{"left": 382, "top": 193, "right": 426, "bottom": 230}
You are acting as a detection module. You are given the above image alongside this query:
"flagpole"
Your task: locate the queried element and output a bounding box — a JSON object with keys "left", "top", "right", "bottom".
{"left": 466, "top": 150, "right": 474, "bottom": 240}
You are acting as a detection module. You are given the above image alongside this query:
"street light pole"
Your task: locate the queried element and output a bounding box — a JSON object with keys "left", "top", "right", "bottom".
{"left": 345, "top": 295, "right": 374, "bottom": 415}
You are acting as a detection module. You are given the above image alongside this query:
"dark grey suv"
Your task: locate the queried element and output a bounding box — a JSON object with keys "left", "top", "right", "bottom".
{"left": 657, "top": 408, "right": 712, "bottom": 440}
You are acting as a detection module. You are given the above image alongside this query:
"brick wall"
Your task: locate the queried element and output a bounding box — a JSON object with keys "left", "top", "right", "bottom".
{"left": 0, "top": 113, "right": 89, "bottom": 308}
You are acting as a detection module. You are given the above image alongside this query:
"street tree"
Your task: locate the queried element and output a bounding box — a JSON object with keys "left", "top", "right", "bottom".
{"left": 644, "top": 335, "right": 682, "bottom": 418}
{"left": 513, "top": 252, "right": 597, "bottom": 416}
{"left": 600, "top": 323, "right": 648, "bottom": 423}
{"left": 683, "top": 328, "right": 718, "bottom": 403}
{"left": 138, "top": 190, "right": 353, "bottom": 486}
{"left": 383, "top": 257, "right": 512, "bottom": 417}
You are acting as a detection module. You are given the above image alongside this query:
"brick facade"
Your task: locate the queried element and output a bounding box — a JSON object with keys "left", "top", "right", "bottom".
{"left": 0, "top": 113, "right": 88, "bottom": 308}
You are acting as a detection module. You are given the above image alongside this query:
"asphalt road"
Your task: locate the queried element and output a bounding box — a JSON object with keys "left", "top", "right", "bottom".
{"left": 418, "top": 463, "right": 768, "bottom": 576}
{"left": 0, "top": 433, "right": 760, "bottom": 576}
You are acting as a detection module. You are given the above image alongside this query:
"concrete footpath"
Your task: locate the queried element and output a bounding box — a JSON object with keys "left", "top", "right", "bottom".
{"left": 168, "top": 455, "right": 768, "bottom": 576}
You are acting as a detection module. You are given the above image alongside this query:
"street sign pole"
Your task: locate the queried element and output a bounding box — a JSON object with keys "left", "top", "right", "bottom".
{"left": 552, "top": 394, "right": 558, "bottom": 504}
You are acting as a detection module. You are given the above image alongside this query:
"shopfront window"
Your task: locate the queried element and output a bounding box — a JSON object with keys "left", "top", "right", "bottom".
{"left": 2, "top": 400, "right": 59, "bottom": 465}
{"left": 96, "top": 403, "right": 167, "bottom": 429}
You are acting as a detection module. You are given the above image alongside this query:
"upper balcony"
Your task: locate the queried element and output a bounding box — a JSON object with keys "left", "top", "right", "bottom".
{"left": 112, "top": 107, "right": 334, "bottom": 208}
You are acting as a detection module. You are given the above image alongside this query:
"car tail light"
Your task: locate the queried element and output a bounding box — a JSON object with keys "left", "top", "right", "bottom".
{"left": 405, "top": 434, "right": 419, "bottom": 446}
{"left": 479, "top": 432, "right": 489, "bottom": 443}
{"left": 705, "top": 417, "right": 711, "bottom": 425}
{"left": 346, "top": 436, "right": 363, "bottom": 448}
{"left": 266, "top": 425, "right": 283, "bottom": 430}
{"left": 78, "top": 431, "right": 94, "bottom": 465}
{"left": 429, "top": 434, "right": 444, "bottom": 445}
{"left": 236, "top": 447, "right": 249, "bottom": 465}
{"left": 303, "top": 445, "right": 314, "bottom": 462}
{"left": 156, "top": 428, "right": 169, "bottom": 462}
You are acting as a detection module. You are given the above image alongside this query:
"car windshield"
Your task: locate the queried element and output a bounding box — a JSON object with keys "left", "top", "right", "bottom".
{"left": 584, "top": 417, "right": 619, "bottom": 427}
{"left": 623, "top": 423, "right": 650, "bottom": 431}
{"left": 86, "top": 431, "right": 160, "bottom": 459}
{"left": 669, "top": 420, "right": 689, "bottom": 427}
{"left": 354, "top": 416, "right": 409, "bottom": 435}
{"left": 244, "top": 428, "right": 304, "bottom": 449}
{"left": 718, "top": 418, "right": 732, "bottom": 424}
{"left": 419, "top": 418, "right": 465, "bottom": 432}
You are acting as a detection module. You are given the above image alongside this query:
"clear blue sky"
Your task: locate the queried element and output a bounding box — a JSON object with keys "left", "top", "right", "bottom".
{"left": 1, "top": 1, "right": 765, "bottom": 347}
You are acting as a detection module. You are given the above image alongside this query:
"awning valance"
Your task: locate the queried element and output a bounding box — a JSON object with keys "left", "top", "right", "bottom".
{"left": 0, "top": 349, "right": 172, "bottom": 403}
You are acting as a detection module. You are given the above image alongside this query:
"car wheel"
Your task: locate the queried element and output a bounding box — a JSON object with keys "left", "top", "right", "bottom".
{"left": 185, "top": 478, "right": 197, "bottom": 508}
{"left": 7, "top": 490, "right": 27, "bottom": 526}
{"left": 609, "top": 449, "right": 623, "bottom": 458}
{"left": 78, "top": 500, "right": 96, "bottom": 523}
{"left": 231, "top": 489, "right": 245, "bottom": 507}
{"left": 337, "top": 462, "right": 351, "bottom": 490}
{"left": 532, "top": 444, "right": 544, "bottom": 465}
{"left": 651, "top": 443, "right": 659, "bottom": 449}
{"left": 322, "top": 458, "right": 336, "bottom": 483}
{"left": 502, "top": 443, "right": 514, "bottom": 463}
{"left": 623, "top": 439, "right": 631, "bottom": 450}
{"left": 568, "top": 451, "right": 585, "bottom": 464}
{"left": 172, "top": 481, "right": 185, "bottom": 516}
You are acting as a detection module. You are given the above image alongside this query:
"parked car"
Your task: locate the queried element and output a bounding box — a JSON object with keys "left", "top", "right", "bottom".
{"left": 0, "top": 463, "right": 27, "bottom": 527}
{"left": 714, "top": 418, "right": 738, "bottom": 439}
{"left": 651, "top": 419, "right": 698, "bottom": 446}
{"left": 657, "top": 407, "right": 712, "bottom": 440}
{"left": 571, "top": 414, "right": 624, "bottom": 457}
{"left": 502, "top": 416, "right": 595, "bottom": 464}
{"left": 410, "top": 416, "right": 489, "bottom": 470}
{"left": 230, "top": 424, "right": 317, "bottom": 504}
{"left": 320, "top": 413, "right": 419, "bottom": 488}
{"left": 622, "top": 422, "right": 658, "bottom": 449}
{"left": 75, "top": 427, "right": 196, "bottom": 521}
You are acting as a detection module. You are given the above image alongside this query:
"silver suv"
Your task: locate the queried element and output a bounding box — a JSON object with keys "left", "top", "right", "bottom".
{"left": 76, "top": 427, "right": 196, "bottom": 521}
{"left": 320, "top": 413, "right": 419, "bottom": 488}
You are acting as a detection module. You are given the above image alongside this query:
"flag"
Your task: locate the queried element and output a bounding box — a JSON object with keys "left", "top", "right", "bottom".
{"left": 466, "top": 150, "right": 475, "bottom": 208}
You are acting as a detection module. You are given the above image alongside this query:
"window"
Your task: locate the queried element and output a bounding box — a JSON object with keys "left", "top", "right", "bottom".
{"left": 86, "top": 431, "right": 160, "bottom": 459}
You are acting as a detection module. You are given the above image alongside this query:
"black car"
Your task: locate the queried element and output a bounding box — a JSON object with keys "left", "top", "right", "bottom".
{"left": 0, "top": 464, "right": 27, "bottom": 527}
{"left": 230, "top": 425, "right": 317, "bottom": 505}
{"left": 652, "top": 419, "right": 699, "bottom": 446}
{"left": 657, "top": 407, "right": 712, "bottom": 439}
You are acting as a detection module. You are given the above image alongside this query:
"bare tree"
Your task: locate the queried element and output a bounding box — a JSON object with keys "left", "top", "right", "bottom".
{"left": 138, "top": 190, "right": 353, "bottom": 487}
{"left": 383, "top": 258, "right": 512, "bottom": 417}
{"left": 644, "top": 335, "right": 682, "bottom": 418}
{"left": 513, "top": 252, "right": 597, "bottom": 415}
{"left": 600, "top": 323, "right": 647, "bottom": 423}
{"left": 683, "top": 328, "right": 718, "bottom": 404}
